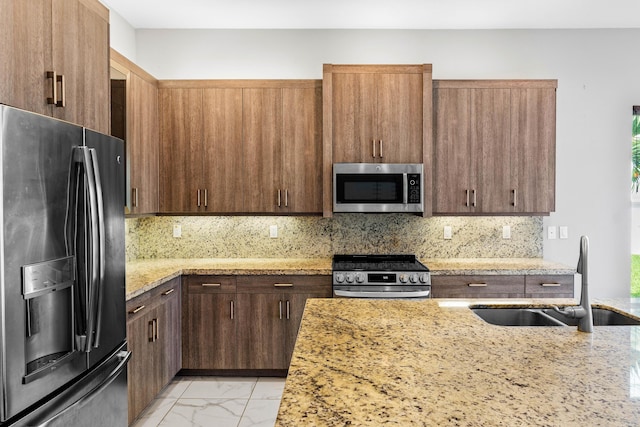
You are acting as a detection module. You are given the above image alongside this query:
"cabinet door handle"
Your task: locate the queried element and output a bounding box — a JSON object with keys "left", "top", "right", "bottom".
{"left": 154, "top": 318, "right": 159, "bottom": 342}
{"left": 286, "top": 300, "right": 290, "bottom": 320}
{"left": 379, "top": 140, "right": 383, "bottom": 158}
{"left": 57, "top": 74, "right": 66, "bottom": 107}
{"left": 202, "top": 283, "right": 221, "bottom": 287}
{"left": 277, "top": 189, "right": 281, "bottom": 207}
{"left": 467, "top": 283, "right": 488, "bottom": 287}
{"left": 148, "top": 319, "right": 154, "bottom": 342}
{"left": 279, "top": 300, "right": 283, "bottom": 320}
{"left": 541, "top": 283, "right": 561, "bottom": 287}
{"left": 465, "top": 189, "right": 470, "bottom": 207}
{"left": 161, "top": 288, "right": 175, "bottom": 296}
{"left": 285, "top": 189, "right": 288, "bottom": 208}
{"left": 372, "top": 139, "right": 376, "bottom": 158}
{"left": 46, "top": 71, "right": 58, "bottom": 105}
{"left": 472, "top": 189, "right": 477, "bottom": 207}
{"left": 204, "top": 189, "right": 208, "bottom": 207}
{"left": 132, "top": 187, "right": 138, "bottom": 208}
{"left": 197, "top": 189, "right": 201, "bottom": 207}
{"left": 129, "top": 305, "right": 145, "bottom": 314}
{"left": 230, "top": 300, "right": 235, "bottom": 320}
{"left": 512, "top": 189, "right": 517, "bottom": 207}
{"left": 274, "top": 283, "right": 293, "bottom": 288}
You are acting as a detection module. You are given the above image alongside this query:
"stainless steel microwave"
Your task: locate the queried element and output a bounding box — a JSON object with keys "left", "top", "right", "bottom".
{"left": 333, "top": 163, "right": 424, "bottom": 213}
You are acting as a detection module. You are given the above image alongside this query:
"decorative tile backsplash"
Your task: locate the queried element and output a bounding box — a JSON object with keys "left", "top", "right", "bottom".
{"left": 125, "top": 215, "right": 542, "bottom": 261}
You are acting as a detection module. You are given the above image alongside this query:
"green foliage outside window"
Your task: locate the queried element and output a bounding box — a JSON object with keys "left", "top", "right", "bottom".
{"left": 633, "top": 116, "right": 640, "bottom": 193}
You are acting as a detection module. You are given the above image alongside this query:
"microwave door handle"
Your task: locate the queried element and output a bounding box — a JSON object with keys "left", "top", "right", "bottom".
{"left": 403, "top": 173, "right": 408, "bottom": 204}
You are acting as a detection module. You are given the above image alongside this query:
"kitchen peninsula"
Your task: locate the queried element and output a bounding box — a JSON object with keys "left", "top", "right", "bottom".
{"left": 275, "top": 298, "right": 640, "bottom": 426}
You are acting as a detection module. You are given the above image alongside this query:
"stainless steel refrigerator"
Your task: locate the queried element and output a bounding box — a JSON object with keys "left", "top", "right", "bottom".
{"left": 0, "top": 105, "right": 130, "bottom": 426}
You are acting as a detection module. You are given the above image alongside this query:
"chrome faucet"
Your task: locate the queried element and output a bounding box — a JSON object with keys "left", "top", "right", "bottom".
{"left": 553, "top": 236, "right": 593, "bottom": 333}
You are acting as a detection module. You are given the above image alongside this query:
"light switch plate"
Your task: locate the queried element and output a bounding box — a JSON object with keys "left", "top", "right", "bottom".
{"left": 173, "top": 224, "right": 182, "bottom": 238}
{"left": 559, "top": 226, "right": 568, "bottom": 239}
{"left": 443, "top": 226, "right": 452, "bottom": 240}
{"left": 548, "top": 226, "right": 557, "bottom": 240}
{"left": 269, "top": 225, "right": 278, "bottom": 238}
{"left": 502, "top": 225, "right": 511, "bottom": 239}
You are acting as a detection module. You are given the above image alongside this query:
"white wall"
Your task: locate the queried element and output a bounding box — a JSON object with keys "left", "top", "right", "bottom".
{"left": 108, "top": 9, "right": 137, "bottom": 61}
{"left": 131, "top": 28, "right": 639, "bottom": 298}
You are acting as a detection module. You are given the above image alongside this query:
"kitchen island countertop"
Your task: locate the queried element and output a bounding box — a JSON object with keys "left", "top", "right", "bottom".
{"left": 276, "top": 298, "right": 640, "bottom": 426}
{"left": 125, "top": 257, "right": 574, "bottom": 300}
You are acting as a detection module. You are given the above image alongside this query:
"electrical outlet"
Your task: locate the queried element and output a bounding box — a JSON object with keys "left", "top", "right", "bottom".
{"left": 502, "top": 225, "right": 511, "bottom": 239}
{"left": 548, "top": 226, "right": 557, "bottom": 240}
{"left": 269, "top": 225, "right": 278, "bottom": 238}
{"left": 443, "top": 226, "right": 452, "bottom": 240}
{"left": 173, "top": 224, "right": 182, "bottom": 238}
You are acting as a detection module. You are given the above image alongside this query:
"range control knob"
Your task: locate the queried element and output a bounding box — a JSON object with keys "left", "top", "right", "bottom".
{"left": 335, "top": 273, "right": 345, "bottom": 283}
{"left": 409, "top": 274, "right": 419, "bottom": 283}
{"left": 419, "top": 273, "right": 430, "bottom": 284}
{"left": 355, "top": 273, "right": 366, "bottom": 283}
{"left": 345, "top": 273, "right": 355, "bottom": 283}
{"left": 399, "top": 274, "right": 409, "bottom": 283}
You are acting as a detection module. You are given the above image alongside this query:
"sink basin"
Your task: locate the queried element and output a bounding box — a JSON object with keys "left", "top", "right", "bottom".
{"left": 472, "top": 306, "right": 640, "bottom": 327}
{"left": 471, "top": 308, "right": 567, "bottom": 326}
{"left": 543, "top": 307, "right": 640, "bottom": 326}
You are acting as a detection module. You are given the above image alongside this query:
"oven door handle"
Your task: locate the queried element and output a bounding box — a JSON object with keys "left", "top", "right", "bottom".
{"left": 334, "top": 289, "right": 431, "bottom": 299}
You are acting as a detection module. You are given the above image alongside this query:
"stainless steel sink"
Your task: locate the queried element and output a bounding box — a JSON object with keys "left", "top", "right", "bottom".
{"left": 471, "top": 308, "right": 567, "bottom": 326}
{"left": 471, "top": 306, "right": 640, "bottom": 327}
{"left": 543, "top": 307, "right": 640, "bottom": 326}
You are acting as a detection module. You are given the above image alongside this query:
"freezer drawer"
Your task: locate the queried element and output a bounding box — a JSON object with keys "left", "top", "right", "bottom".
{"left": 7, "top": 343, "right": 130, "bottom": 427}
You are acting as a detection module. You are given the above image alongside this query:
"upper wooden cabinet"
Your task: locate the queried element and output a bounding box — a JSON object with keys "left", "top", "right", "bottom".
{"left": 158, "top": 80, "right": 322, "bottom": 214}
{"left": 0, "top": 0, "right": 110, "bottom": 133}
{"left": 433, "top": 80, "right": 557, "bottom": 215}
{"left": 111, "top": 50, "right": 160, "bottom": 215}
{"left": 322, "top": 64, "right": 433, "bottom": 217}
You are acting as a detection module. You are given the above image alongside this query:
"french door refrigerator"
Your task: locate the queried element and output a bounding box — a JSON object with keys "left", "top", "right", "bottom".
{"left": 0, "top": 105, "right": 130, "bottom": 426}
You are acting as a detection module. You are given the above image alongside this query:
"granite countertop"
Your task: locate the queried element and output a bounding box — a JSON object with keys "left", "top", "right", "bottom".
{"left": 125, "top": 257, "right": 575, "bottom": 300}
{"left": 276, "top": 298, "right": 640, "bottom": 426}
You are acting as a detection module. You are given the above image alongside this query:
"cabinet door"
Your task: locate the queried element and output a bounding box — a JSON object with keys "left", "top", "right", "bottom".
{"left": 129, "top": 72, "right": 159, "bottom": 214}
{"left": 158, "top": 279, "right": 181, "bottom": 383}
{"left": 282, "top": 86, "right": 323, "bottom": 213}
{"left": 376, "top": 73, "right": 423, "bottom": 163}
{"left": 433, "top": 88, "right": 474, "bottom": 214}
{"left": 243, "top": 88, "right": 283, "bottom": 213}
{"left": 331, "top": 73, "right": 377, "bottom": 163}
{"left": 511, "top": 88, "right": 556, "bottom": 213}
{"left": 0, "top": 0, "right": 53, "bottom": 116}
{"left": 51, "top": 0, "right": 109, "bottom": 133}
{"left": 126, "top": 301, "right": 160, "bottom": 424}
{"left": 159, "top": 88, "right": 204, "bottom": 213}
{"left": 182, "top": 276, "right": 237, "bottom": 370}
{"left": 202, "top": 88, "right": 244, "bottom": 212}
{"left": 431, "top": 275, "right": 525, "bottom": 298}
{"left": 236, "top": 292, "right": 287, "bottom": 369}
{"left": 472, "top": 88, "right": 512, "bottom": 212}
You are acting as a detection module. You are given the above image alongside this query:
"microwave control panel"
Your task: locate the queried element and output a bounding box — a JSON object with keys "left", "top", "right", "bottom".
{"left": 408, "top": 174, "right": 421, "bottom": 204}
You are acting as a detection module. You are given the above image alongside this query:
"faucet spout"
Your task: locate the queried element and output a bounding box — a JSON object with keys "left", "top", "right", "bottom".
{"left": 552, "top": 236, "right": 593, "bottom": 333}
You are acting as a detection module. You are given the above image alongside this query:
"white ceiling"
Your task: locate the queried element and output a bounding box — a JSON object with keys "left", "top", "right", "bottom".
{"left": 100, "top": 0, "right": 640, "bottom": 30}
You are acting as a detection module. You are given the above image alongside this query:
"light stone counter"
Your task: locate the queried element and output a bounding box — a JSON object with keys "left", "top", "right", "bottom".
{"left": 125, "top": 257, "right": 574, "bottom": 300}
{"left": 276, "top": 298, "right": 640, "bottom": 426}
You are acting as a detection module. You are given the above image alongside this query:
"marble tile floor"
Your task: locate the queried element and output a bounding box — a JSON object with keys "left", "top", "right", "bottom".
{"left": 131, "top": 376, "right": 286, "bottom": 427}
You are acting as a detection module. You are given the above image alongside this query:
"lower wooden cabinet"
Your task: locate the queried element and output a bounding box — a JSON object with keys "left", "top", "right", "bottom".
{"left": 182, "top": 275, "right": 332, "bottom": 371}
{"left": 126, "top": 277, "right": 181, "bottom": 424}
{"left": 431, "top": 274, "right": 574, "bottom": 298}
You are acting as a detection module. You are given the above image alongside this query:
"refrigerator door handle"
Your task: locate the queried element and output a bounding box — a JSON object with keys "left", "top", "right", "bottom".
{"left": 36, "top": 350, "right": 131, "bottom": 427}
{"left": 71, "top": 146, "right": 105, "bottom": 353}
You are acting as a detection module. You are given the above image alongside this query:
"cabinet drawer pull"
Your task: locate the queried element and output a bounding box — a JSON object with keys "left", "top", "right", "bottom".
{"left": 273, "top": 283, "right": 293, "bottom": 288}
{"left": 161, "top": 288, "right": 175, "bottom": 296}
{"left": 467, "top": 283, "right": 488, "bottom": 287}
{"left": 129, "top": 305, "right": 145, "bottom": 314}
{"left": 202, "top": 283, "right": 221, "bottom": 287}
{"left": 541, "top": 283, "right": 561, "bottom": 287}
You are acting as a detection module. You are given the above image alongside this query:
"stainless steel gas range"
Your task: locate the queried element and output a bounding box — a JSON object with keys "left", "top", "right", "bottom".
{"left": 332, "top": 254, "right": 431, "bottom": 299}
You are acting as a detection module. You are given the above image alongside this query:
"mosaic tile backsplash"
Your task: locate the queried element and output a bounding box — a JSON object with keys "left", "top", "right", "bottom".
{"left": 125, "top": 215, "right": 542, "bottom": 261}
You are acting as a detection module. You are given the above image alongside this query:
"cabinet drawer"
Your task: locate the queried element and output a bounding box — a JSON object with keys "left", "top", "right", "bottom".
{"left": 185, "top": 275, "right": 237, "bottom": 293}
{"left": 431, "top": 275, "right": 525, "bottom": 298}
{"left": 525, "top": 274, "right": 574, "bottom": 297}
{"left": 237, "top": 275, "right": 332, "bottom": 294}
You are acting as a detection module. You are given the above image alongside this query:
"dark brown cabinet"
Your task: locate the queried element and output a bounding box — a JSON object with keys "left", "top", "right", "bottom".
{"left": 433, "top": 80, "right": 556, "bottom": 215}
{"left": 0, "top": 0, "right": 110, "bottom": 133}
{"left": 126, "top": 277, "right": 181, "bottom": 424}
{"left": 181, "top": 274, "right": 331, "bottom": 371}
{"left": 431, "top": 274, "right": 574, "bottom": 298}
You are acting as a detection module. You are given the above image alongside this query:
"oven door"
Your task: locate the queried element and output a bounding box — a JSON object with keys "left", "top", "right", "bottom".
{"left": 333, "top": 286, "right": 431, "bottom": 299}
